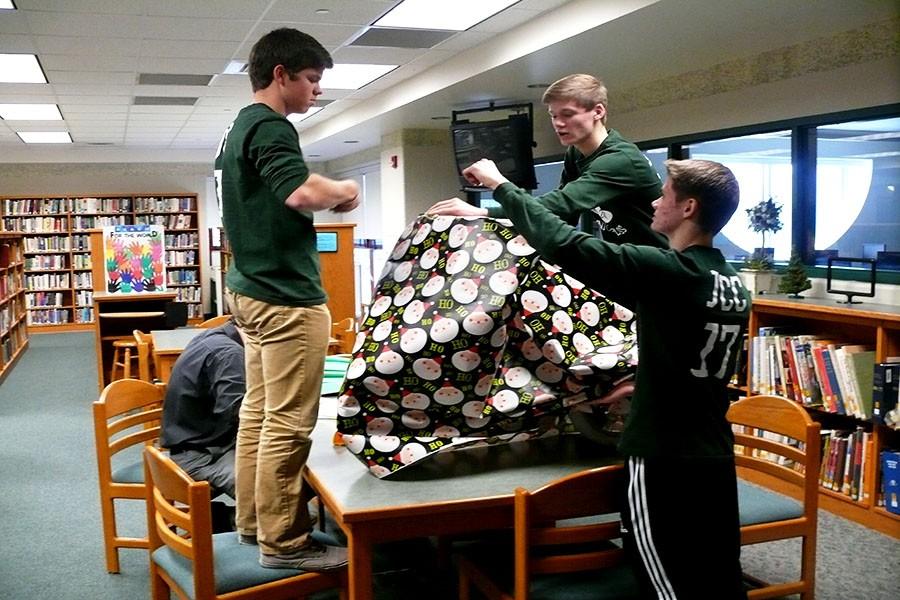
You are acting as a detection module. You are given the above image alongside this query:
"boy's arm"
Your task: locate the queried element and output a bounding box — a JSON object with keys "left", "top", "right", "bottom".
{"left": 496, "top": 188, "right": 651, "bottom": 306}
{"left": 285, "top": 173, "right": 360, "bottom": 213}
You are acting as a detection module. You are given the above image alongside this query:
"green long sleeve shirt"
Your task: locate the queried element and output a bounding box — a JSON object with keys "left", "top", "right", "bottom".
{"left": 487, "top": 129, "right": 666, "bottom": 248}
{"left": 495, "top": 190, "right": 751, "bottom": 458}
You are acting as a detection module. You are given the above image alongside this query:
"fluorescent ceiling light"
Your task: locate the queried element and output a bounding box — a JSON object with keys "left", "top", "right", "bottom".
{"left": 0, "top": 1, "right": 16, "bottom": 10}
{"left": 374, "top": 0, "right": 519, "bottom": 31}
{"left": 287, "top": 107, "right": 322, "bottom": 123}
{"left": 17, "top": 131, "right": 72, "bottom": 144}
{"left": 222, "top": 60, "right": 248, "bottom": 75}
{"left": 0, "top": 103, "right": 62, "bottom": 120}
{"left": 0, "top": 53, "right": 47, "bottom": 83}
{"left": 321, "top": 63, "right": 396, "bottom": 90}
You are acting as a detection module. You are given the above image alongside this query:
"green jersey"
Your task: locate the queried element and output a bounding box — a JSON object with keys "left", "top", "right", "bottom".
{"left": 214, "top": 103, "right": 326, "bottom": 307}
{"left": 495, "top": 191, "right": 751, "bottom": 458}
{"left": 487, "top": 129, "right": 666, "bottom": 247}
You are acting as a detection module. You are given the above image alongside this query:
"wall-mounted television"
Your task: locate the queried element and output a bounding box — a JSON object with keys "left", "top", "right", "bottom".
{"left": 451, "top": 113, "right": 537, "bottom": 192}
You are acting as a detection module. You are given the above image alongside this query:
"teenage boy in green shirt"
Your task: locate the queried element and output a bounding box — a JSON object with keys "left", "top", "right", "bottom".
{"left": 215, "top": 27, "right": 359, "bottom": 572}
{"left": 454, "top": 157, "right": 750, "bottom": 599}
{"left": 428, "top": 73, "right": 666, "bottom": 248}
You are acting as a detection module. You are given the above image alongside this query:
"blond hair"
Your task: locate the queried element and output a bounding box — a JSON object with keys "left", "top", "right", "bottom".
{"left": 541, "top": 74, "right": 608, "bottom": 124}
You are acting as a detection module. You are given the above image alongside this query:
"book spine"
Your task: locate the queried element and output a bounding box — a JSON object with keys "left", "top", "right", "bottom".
{"left": 821, "top": 348, "right": 846, "bottom": 415}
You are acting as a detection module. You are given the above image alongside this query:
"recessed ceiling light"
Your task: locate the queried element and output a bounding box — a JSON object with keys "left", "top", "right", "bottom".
{"left": 431, "top": 115, "right": 450, "bottom": 120}
{"left": 17, "top": 131, "right": 72, "bottom": 144}
{"left": 322, "top": 63, "right": 397, "bottom": 90}
{"left": 374, "top": 0, "right": 519, "bottom": 31}
{"left": 0, "top": 1, "right": 17, "bottom": 10}
{"left": 0, "top": 53, "right": 48, "bottom": 83}
{"left": 222, "top": 60, "right": 248, "bottom": 75}
{"left": 315, "top": 8, "right": 330, "bottom": 14}
{"left": 527, "top": 83, "right": 550, "bottom": 89}
{"left": 0, "top": 103, "right": 62, "bottom": 120}
{"left": 343, "top": 140, "right": 359, "bottom": 144}
{"left": 287, "top": 107, "right": 323, "bottom": 123}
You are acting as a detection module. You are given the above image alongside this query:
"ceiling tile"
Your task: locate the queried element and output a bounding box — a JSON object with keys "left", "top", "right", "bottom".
{"left": 139, "top": 16, "right": 256, "bottom": 41}
{"left": 264, "top": 0, "right": 395, "bottom": 26}
{"left": 24, "top": 11, "right": 146, "bottom": 38}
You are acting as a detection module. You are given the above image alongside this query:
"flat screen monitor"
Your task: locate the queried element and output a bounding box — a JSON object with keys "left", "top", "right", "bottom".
{"left": 451, "top": 113, "right": 537, "bottom": 192}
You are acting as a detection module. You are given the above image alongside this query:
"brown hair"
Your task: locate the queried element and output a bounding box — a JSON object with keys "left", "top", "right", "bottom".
{"left": 665, "top": 159, "right": 740, "bottom": 234}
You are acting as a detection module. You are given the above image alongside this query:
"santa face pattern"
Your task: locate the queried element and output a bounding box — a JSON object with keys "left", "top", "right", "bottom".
{"left": 337, "top": 216, "right": 636, "bottom": 478}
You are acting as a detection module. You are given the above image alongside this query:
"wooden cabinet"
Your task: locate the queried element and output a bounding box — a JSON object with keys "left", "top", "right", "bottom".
{"left": 0, "top": 233, "right": 29, "bottom": 383}
{"left": 1, "top": 194, "right": 202, "bottom": 331}
{"left": 92, "top": 291, "right": 176, "bottom": 391}
{"left": 219, "top": 223, "right": 356, "bottom": 325}
{"left": 747, "top": 295, "right": 900, "bottom": 536}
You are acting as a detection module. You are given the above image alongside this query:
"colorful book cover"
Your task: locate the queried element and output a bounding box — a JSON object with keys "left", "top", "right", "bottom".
{"left": 873, "top": 362, "right": 900, "bottom": 425}
{"left": 102, "top": 224, "right": 166, "bottom": 294}
{"left": 821, "top": 347, "right": 846, "bottom": 415}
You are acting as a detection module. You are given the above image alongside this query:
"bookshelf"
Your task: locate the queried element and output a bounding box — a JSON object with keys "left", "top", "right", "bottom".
{"left": 747, "top": 295, "right": 900, "bottom": 536}
{"left": 0, "top": 233, "right": 29, "bottom": 383}
{"left": 1, "top": 194, "right": 202, "bottom": 331}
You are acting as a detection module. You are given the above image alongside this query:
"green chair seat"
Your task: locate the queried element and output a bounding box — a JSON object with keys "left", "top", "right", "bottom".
{"left": 737, "top": 480, "right": 803, "bottom": 526}
{"left": 111, "top": 460, "right": 143, "bottom": 484}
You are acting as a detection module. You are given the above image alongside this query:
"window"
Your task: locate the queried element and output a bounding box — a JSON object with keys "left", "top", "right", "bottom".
{"left": 687, "top": 132, "right": 793, "bottom": 262}
{"left": 815, "top": 117, "right": 900, "bottom": 268}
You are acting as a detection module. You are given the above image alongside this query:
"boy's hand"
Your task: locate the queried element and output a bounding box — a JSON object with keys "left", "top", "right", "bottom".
{"left": 426, "top": 197, "right": 487, "bottom": 217}
{"left": 462, "top": 159, "right": 508, "bottom": 190}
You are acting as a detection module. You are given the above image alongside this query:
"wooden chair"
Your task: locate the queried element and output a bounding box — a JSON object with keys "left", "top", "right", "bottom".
{"left": 133, "top": 329, "right": 156, "bottom": 382}
{"left": 457, "top": 464, "right": 638, "bottom": 600}
{"left": 728, "top": 394, "right": 822, "bottom": 600}
{"left": 197, "top": 314, "right": 231, "bottom": 329}
{"left": 93, "top": 378, "right": 165, "bottom": 573}
{"left": 143, "top": 445, "right": 346, "bottom": 600}
{"left": 328, "top": 317, "right": 355, "bottom": 355}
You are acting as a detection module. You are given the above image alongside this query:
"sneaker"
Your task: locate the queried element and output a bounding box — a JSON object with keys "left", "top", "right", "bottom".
{"left": 259, "top": 541, "right": 348, "bottom": 572}
{"left": 239, "top": 533, "right": 257, "bottom": 545}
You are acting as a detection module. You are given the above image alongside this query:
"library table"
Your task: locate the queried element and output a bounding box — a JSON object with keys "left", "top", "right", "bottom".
{"left": 150, "top": 327, "right": 204, "bottom": 382}
{"left": 304, "top": 422, "right": 621, "bottom": 600}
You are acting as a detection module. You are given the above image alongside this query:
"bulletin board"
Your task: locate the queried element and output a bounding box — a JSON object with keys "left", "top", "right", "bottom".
{"left": 102, "top": 224, "right": 166, "bottom": 294}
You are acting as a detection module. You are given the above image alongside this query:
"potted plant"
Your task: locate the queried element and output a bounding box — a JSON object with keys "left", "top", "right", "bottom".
{"left": 777, "top": 249, "right": 812, "bottom": 298}
{"left": 741, "top": 197, "right": 783, "bottom": 293}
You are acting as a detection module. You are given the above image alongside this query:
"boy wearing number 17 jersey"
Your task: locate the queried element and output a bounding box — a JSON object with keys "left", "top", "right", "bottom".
{"left": 464, "top": 157, "right": 750, "bottom": 598}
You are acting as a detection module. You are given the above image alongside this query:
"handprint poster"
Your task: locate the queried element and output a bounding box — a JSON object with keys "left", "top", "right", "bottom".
{"left": 102, "top": 224, "right": 166, "bottom": 294}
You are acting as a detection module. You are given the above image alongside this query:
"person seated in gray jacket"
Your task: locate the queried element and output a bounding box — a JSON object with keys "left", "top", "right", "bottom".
{"left": 160, "top": 319, "right": 244, "bottom": 499}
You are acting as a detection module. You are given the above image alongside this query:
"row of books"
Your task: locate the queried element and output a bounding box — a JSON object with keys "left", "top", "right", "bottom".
{"left": 751, "top": 329, "right": 875, "bottom": 419}
{"left": 820, "top": 428, "right": 869, "bottom": 502}
{"left": 72, "top": 254, "right": 92, "bottom": 269}
{"left": 25, "top": 273, "right": 70, "bottom": 290}
{"left": 166, "top": 250, "right": 197, "bottom": 266}
{"left": 23, "top": 236, "right": 70, "bottom": 252}
{"left": 74, "top": 307, "right": 94, "bottom": 323}
{"left": 173, "top": 287, "right": 201, "bottom": 303}
{"left": 0, "top": 272, "right": 22, "bottom": 300}
{"left": 165, "top": 232, "right": 199, "bottom": 248}
{"left": 1, "top": 328, "right": 25, "bottom": 364}
{"left": 71, "top": 215, "right": 129, "bottom": 230}
{"left": 75, "top": 290, "right": 93, "bottom": 307}
{"left": 73, "top": 272, "right": 92, "bottom": 288}
{"left": 167, "top": 269, "right": 199, "bottom": 285}
{"left": 71, "top": 197, "right": 132, "bottom": 213}
{"left": 25, "top": 308, "right": 70, "bottom": 325}
{"left": 0, "top": 302, "right": 23, "bottom": 335}
{"left": 3, "top": 216, "right": 67, "bottom": 232}
{"left": 186, "top": 303, "right": 203, "bottom": 319}
{"left": 3, "top": 198, "right": 69, "bottom": 215}
{"left": 25, "top": 292, "right": 65, "bottom": 308}
{"left": 135, "top": 214, "right": 194, "bottom": 230}
{"left": 134, "top": 196, "right": 196, "bottom": 212}
{"left": 25, "top": 255, "right": 67, "bottom": 270}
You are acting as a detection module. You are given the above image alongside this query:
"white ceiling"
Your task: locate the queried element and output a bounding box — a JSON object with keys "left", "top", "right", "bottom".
{"left": 0, "top": 0, "right": 896, "bottom": 163}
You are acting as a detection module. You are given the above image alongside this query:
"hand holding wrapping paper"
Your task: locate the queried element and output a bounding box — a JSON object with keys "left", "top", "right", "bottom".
{"left": 336, "top": 215, "right": 637, "bottom": 478}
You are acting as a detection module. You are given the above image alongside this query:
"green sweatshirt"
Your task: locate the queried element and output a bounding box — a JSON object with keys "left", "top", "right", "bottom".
{"left": 495, "top": 191, "right": 751, "bottom": 458}
{"left": 214, "top": 103, "right": 326, "bottom": 307}
{"left": 488, "top": 129, "right": 666, "bottom": 248}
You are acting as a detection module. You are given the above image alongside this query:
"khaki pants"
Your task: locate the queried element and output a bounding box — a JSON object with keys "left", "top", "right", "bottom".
{"left": 227, "top": 290, "right": 331, "bottom": 555}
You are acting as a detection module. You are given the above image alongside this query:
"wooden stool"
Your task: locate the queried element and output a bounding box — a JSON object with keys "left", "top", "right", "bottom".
{"left": 110, "top": 339, "right": 139, "bottom": 382}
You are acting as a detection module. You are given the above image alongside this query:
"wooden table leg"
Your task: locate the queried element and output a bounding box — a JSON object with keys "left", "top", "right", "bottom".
{"left": 346, "top": 528, "right": 374, "bottom": 600}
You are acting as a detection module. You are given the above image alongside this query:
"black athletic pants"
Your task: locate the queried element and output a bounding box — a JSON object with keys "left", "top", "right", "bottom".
{"left": 621, "top": 455, "right": 747, "bottom": 599}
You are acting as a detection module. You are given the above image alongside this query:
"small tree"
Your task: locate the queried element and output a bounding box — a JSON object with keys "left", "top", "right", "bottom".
{"left": 777, "top": 250, "right": 812, "bottom": 297}
{"left": 745, "top": 197, "right": 783, "bottom": 270}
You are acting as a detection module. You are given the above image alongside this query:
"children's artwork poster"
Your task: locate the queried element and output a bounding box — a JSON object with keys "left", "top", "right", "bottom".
{"left": 336, "top": 214, "right": 639, "bottom": 479}
{"left": 103, "top": 224, "right": 166, "bottom": 294}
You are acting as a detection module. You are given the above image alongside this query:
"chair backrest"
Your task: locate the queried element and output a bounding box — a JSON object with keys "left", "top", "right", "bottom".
{"left": 94, "top": 379, "right": 165, "bottom": 476}
{"left": 727, "top": 394, "right": 822, "bottom": 512}
{"left": 197, "top": 314, "right": 231, "bottom": 329}
{"left": 330, "top": 317, "right": 355, "bottom": 354}
{"left": 514, "top": 464, "right": 627, "bottom": 600}
{"left": 144, "top": 445, "right": 217, "bottom": 598}
{"left": 133, "top": 329, "right": 155, "bottom": 382}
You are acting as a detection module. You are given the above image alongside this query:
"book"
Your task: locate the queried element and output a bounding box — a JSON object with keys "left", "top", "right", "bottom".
{"left": 821, "top": 347, "right": 846, "bottom": 415}
{"left": 848, "top": 350, "right": 875, "bottom": 419}
{"left": 873, "top": 362, "right": 900, "bottom": 426}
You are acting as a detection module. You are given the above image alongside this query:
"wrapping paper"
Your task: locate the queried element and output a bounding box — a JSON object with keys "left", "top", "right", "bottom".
{"left": 336, "top": 215, "right": 637, "bottom": 478}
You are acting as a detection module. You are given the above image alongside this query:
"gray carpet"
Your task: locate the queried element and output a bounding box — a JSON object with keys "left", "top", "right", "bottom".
{"left": 0, "top": 332, "right": 897, "bottom": 599}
